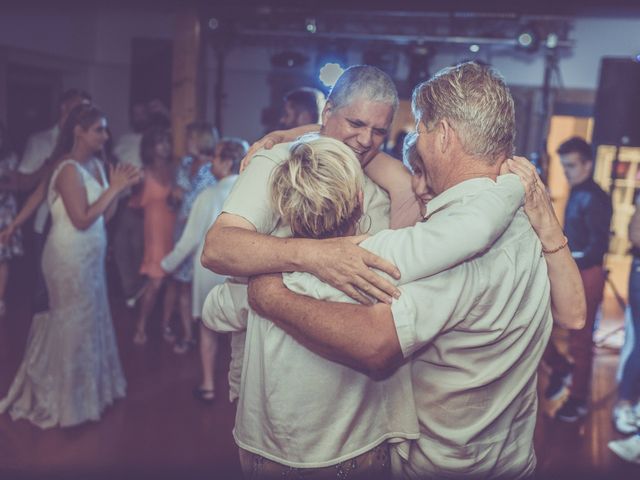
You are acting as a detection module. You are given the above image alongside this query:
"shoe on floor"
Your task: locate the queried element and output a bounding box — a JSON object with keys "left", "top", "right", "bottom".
{"left": 556, "top": 397, "right": 588, "bottom": 423}
{"left": 545, "top": 371, "right": 572, "bottom": 401}
{"left": 173, "top": 338, "right": 196, "bottom": 355}
{"left": 613, "top": 404, "right": 639, "bottom": 434}
{"left": 608, "top": 435, "right": 640, "bottom": 464}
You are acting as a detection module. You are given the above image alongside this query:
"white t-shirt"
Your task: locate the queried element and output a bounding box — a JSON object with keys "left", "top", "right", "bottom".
{"left": 161, "top": 175, "right": 238, "bottom": 317}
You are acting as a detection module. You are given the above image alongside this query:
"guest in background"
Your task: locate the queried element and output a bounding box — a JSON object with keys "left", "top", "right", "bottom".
{"left": 165, "top": 122, "right": 219, "bottom": 354}
{"left": 0, "top": 121, "right": 23, "bottom": 315}
{"left": 610, "top": 197, "right": 640, "bottom": 436}
{"left": 131, "top": 127, "right": 176, "bottom": 346}
{"left": 162, "top": 137, "right": 247, "bottom": 402}
{"left": 278, "top": 87, "right": 325, "bottom": 130}
{"left": 608, "top": 195, "right": 640, "bottom": 461}
{"left": 548, "top": 136, "right": 613, "bottom": 422}
{"left": 113, "top": 101, "right": 148, "bottom": 169}
{"left": 112, "top": 102, "right": 150, "bottom": 307}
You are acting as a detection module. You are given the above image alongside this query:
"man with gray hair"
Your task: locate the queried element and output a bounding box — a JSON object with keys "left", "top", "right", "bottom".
{"left": 203, "top": 64, "right": 409, "bottom": 302}
{"left": 248, "top": 62, "right": 558, "bottom": 478}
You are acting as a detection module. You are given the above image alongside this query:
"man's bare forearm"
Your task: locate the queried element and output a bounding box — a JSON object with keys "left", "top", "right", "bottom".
{"left": 202, "top": 223, "right": 312, "bottom": 277}
{"left": 539, "top": 228, "right": 586, "bottom": 329}
{"left": 248, "top": 274, "right": 402, "bottom": 373}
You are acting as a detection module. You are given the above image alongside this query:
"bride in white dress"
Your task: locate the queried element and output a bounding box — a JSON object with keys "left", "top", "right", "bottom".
{"left": 0, "top": 104, "right": 141, "bottom": 428}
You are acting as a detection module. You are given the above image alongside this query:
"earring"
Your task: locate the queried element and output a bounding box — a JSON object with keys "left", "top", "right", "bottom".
{"left": 357, "top": 213, "right": 372, "bottom": 234}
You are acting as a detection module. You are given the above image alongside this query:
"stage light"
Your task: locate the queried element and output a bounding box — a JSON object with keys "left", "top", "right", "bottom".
{"left": 545, "top": 33, "right": 559, "bottom": 49}
{"left": 305, "top": 18, "right": 317, "bottom": 34}
{"left": 208, "top": 18, "right": 219, "bottom": 31}
{"left": 469, "top": 44, "right": 480, "bottom": 53}
{"left": 319, "top": 63, "right": 345, "bottom": 88}
{"left": 517, "top": 32, "right": 533, "bottom": 48}
{"left": 516, "top": 25, "right": 539, "bottom": 52}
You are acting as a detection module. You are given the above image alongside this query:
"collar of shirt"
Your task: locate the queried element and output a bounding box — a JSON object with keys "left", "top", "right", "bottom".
{"left": 425, "top": 174, "right": 520, "bottom": 220}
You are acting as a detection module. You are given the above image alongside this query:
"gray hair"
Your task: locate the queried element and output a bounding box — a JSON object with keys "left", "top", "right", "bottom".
{"left": 412, "top": 61, "right": 515, "bottom": 163}
{"left": 327, "top": 65, "right": 399, "bottom": 112}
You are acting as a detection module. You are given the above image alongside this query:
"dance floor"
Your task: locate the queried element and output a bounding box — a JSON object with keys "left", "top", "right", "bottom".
{"left": 1, "top": 255, "right": 640, "bottom": 479}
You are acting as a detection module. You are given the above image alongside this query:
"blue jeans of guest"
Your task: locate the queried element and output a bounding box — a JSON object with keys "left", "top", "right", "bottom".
{"left": 619, "top": 257, "right": 640, "bottom": 401}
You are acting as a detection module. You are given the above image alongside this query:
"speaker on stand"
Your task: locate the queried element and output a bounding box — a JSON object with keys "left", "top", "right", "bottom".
{"left": 592, "top": 57, "right": 640, "bottom": 191}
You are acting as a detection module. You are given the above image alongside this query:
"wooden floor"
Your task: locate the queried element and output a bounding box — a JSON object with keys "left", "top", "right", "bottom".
{"left": 1, "top": 255, "right": 640, "bottom": 479}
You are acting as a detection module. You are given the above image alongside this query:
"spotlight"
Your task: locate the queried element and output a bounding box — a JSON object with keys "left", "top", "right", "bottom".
{"left": 469, "top": 44, "right": 480, "bottom": 53}
{"left": 516, "top": 25, "right": 539, "bottom": 52}
{"left": 305, "top": 18, "right": 317, "bottom": 34}
{"left": 208, "top": 17, "right": 219, "bottom": 31}
{"left": 545, "top": 33, "right": 559, "bottom": 49}
{"left": 319, "top": 63, "right": 345, "bottom": 88}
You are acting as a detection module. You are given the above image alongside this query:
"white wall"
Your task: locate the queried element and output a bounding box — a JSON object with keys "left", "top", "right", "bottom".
{"left": 0, "top": 7, "right": 174, "bottom": 138}
{"left": 1, "top": 9, "right": 639, "bottom": 142}
{"left": 90, "top": 10, "right": 174, "bottom": 136}
{"left": 204, "top": 45, "right": 273, "bottom": 142}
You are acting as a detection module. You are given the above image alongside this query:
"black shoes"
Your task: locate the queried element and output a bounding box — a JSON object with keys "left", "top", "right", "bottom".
{"left": 545, "top": 371, "right": 572, "bottom": 401}
{"left": 555, "top": 397, "right": 588, "bottom": 423}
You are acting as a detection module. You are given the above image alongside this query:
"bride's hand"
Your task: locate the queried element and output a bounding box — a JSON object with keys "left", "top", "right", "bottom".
{"left": 109, "top": 164, "right": 143, "bottom": 192}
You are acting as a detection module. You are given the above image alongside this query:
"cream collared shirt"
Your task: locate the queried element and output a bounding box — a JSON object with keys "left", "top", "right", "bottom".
{"left": 390, "top": 178, "right": 553, "bottom": 479}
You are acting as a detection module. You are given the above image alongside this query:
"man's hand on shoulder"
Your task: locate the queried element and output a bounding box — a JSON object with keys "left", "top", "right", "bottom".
{"left": 302, "top": 235, "right": 401, "bottom": 305}
{"left": 240, "top": 124, "right": 321, "bottom": 173}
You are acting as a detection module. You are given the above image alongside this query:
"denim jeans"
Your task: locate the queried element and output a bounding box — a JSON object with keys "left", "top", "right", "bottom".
{"left": 619, "top": 257, "right": 640, "bottom": 401}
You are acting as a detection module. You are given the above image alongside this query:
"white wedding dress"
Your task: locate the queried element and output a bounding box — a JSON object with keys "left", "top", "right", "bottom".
{"left": 0, "top": 159, "right": 126, "bottom": 428}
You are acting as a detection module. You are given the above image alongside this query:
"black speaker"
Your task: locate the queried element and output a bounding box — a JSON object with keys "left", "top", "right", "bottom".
{"left": 592, "top": 57, "right": 640, "bottom": 147}
{"left": 130, "top": 38, "right": 172, "bottom": 108}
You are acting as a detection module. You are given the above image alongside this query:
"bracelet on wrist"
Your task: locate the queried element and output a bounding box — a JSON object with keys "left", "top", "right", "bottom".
{"left": 542, "top": 235, "right": 568, "bottom": 255}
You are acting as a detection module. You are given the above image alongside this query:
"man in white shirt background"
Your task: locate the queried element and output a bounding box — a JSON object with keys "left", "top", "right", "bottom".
{"left": 113, "top": 101, "right": 148, "bottom": 169}
{"left": 112, "top": 101, "right": 149, "bottom": 306}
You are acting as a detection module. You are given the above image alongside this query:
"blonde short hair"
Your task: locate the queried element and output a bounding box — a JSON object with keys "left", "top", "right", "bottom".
{"left": 412, "top": 61, "right": 515, "bottom": 163}
{"left": 270, "top": 134, "right": 364, "bottom": 239}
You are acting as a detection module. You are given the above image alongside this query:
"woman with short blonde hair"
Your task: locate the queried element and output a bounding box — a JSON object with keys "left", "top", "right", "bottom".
{"left": 271, "top": 135, "right": 364, "bottom": 240}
